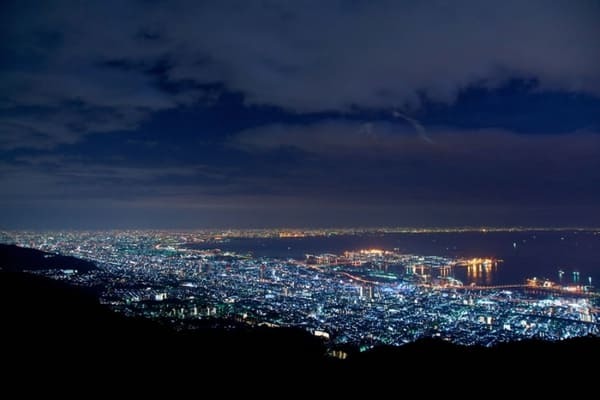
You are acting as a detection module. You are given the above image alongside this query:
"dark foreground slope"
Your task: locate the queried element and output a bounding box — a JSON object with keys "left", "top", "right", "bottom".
{"left": 0, "top": 243, "right": 96, "bottom": 272}
{"left": 0, "top": 271, "right": 327, "bottom": 371}
{"left": 1, "top": 245, "right": 599, "bottom": 390}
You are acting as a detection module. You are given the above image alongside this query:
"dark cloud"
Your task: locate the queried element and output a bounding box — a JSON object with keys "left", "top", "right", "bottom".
{"left": 229, "top": 121, "right": 600, "bottom": 205}
{"left": 0, "top": 104, "right": 150, "bottom": 149}
{"left": 231, "top": 120, "right": 432, "bottom": 155}
{"left": 3, "top": 121, "right": 600, "bottom": 224}
{"left": 1, "top": 1, "right": 600, "bottom": 228}
{"left": 162, "top": 0, "right": 600, "bottom": 111}
{"left": 2, "top": 0, "right": 600, "bottom": 148}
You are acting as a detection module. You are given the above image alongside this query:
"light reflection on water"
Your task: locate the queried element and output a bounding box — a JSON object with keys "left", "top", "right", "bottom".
{"left": 189, "top": 231, "right": 600, "bottom": 287}
{"left": 464, "top": 261, "right": 497, "bottom": 285}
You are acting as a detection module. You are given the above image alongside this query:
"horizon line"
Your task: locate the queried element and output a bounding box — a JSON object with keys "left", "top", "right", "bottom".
{"left": 2, "top": 225, "right": 600, "bottom": 233}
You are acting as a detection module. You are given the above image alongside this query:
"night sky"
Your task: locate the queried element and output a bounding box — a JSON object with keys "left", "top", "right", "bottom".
{"left": 1, "top": 1, "right": 600, "bottom": 229}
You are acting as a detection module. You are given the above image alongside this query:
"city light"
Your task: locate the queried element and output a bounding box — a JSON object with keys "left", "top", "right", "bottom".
{"left": 3, "top": 229, "right": 597, "bottom": 350}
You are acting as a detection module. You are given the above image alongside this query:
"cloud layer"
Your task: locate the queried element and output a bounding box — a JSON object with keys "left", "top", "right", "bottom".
{"left": 2, "top": 1, "right": 600, "bottom": 227}
{"left": 2, "top": 0, "right": 600, "bottom": 148}
{"left": 3, "top": 120, "right": 600, "bottom": 228}
{"left": 231, "top": 120, "right": 600, "bottom": 205}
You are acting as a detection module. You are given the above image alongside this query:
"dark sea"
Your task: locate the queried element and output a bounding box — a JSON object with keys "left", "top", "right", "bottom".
{"left": 189, "top": 231, "right": 600, "bottom": 287}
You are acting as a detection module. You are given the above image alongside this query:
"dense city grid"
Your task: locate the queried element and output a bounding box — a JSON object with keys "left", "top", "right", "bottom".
{"left": 2, "top": 230, "right": 598, "bottom": 351}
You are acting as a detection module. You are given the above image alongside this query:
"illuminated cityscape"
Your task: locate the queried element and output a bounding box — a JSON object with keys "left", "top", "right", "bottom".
{"left": 2, "top": 1, "right": 600, "bottom": 386}
{"left": 3, "top": 229, "right": 597, "bottom": 353}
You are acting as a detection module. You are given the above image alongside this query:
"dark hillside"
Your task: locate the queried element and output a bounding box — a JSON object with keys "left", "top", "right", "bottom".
{"left": 0, "top": 243, "right": 96, "bottom": 272}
